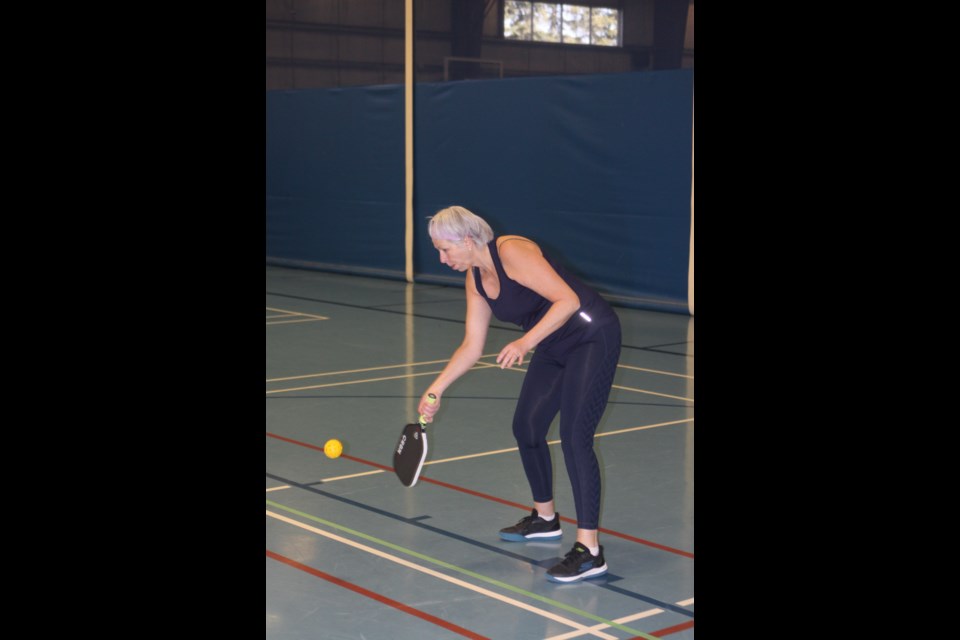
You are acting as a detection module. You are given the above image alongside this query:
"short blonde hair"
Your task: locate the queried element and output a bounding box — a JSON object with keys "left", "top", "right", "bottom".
{"left": 428, "top": 206, "right": 494, "bottom": 246}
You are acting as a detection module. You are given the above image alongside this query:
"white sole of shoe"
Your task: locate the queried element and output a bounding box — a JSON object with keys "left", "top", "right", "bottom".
{"left": 546, "top": 563, "right": 608, "bottom": 583}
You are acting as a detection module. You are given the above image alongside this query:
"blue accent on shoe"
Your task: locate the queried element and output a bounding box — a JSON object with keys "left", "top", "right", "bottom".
{"left": 545, "top": 543, "right": 608, "bottom": 583}
{"left": 499, "top": 531, "right": 527, "bottom": 541}
{"left": 546, "top": 565, "right": 608, "bottom": 583}
{"left": 498, "top": 509, "right": 562, "bottom": 542}
{"left": 499, "top": 529, "right": 562, "bottom": 542}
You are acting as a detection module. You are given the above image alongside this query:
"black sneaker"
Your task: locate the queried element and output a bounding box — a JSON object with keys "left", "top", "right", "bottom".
{"left": 546, "top": 543, "right": 607, "bottom": 583}
{"left": 498, "top": 509, "right": 562, "bottom": 541}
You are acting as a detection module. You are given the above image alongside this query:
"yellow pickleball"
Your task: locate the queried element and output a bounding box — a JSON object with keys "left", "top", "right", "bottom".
{"left": 324, "top": 439, "right": 343, "bottom": 459}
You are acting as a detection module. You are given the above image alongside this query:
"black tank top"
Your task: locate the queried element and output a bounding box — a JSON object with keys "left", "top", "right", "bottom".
{"left": 473, "top": 238, "right": 616, "bottom": 351}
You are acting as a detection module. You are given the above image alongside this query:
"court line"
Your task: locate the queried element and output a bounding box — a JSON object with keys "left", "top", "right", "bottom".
{"left": 264, "top": 361, "right": 694, "bottom": 402}
{"left": 266, "top": 469, "right": 693, "bottom": 616}
{"left": 420, "top": 475, "right": 695, "bottom": 559}
{"left": 644, "top": 620, "right": 695, "bottom": 638}
{"left": 473, "top": 361, "right": 693, "bottom": 403}
{"left": 312, "top": 469, "right": 386, "bottom": 482}
{"left": 265, "top": 430, "right": 694, "bottom": 558}
{"left": 267, "top": 503, "right": 649, "bottom": 638}
{"left": 266, "top": 548, "right": 489, "bottom": 640}
{"left": 266, "top": 317, "right": 327, "bottom": 326}
{"left": 265, "top": 417, "right": 692, "bottom": 480}
{"left": 268, "top": 510, "right": 620, "bottom": 640}
{"left": 265, "top": 290, "right": 682, "bottom": 353}
{"left": 611, "top": 384, "right": 692, "bottom": 402}
{"left": 266, "top": 306, "right": 329, "bottom": 320}
{"left": 266, "top": 369, "right": 446, "bottom": 394}
{"left": 617, "top": 364, "right": 693, "bottom": 380}
{"left": 266, "top": 356, "right": 691, "bottom": 385}
{"left": 266, "top": 353, "right": 502, "bottom": 383}
{"left": 423, "top": 419, "right": 694, "bottom": 466}
{"left": 545, "top": 598, "right": 694, "bottom": 640}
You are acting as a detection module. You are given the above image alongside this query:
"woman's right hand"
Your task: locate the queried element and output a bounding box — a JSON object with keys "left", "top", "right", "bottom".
{"left": 418, "top": 391, "right": 441, "bottom": 423}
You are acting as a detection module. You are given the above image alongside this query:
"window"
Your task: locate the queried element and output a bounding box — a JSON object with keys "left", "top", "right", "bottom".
{"left": 503, "top": 2, "right": 621, "bottom": 47}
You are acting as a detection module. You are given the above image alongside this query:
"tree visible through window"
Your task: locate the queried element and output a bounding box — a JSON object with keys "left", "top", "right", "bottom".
{"left": 504, "top": 2, "right": 621, "bottom": 47}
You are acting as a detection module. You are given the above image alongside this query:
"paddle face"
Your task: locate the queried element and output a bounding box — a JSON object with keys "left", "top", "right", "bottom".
{"left": 393, "top": 421, "right": 428, "bottom": 487}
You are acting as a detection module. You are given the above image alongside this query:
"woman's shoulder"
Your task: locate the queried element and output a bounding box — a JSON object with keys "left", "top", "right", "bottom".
{"left": 496, "top": 236, "right": 545, "bottom": 282}
{"left": 496, "top": 235, "right": 540, "bottom": 254}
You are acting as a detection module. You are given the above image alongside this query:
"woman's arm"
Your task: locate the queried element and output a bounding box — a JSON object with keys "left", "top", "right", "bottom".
{"left": 495, "top": 238, "right": 580, "bottom": 369}
{"left": 418, "top": 269, "right": 492, "bottom": 420}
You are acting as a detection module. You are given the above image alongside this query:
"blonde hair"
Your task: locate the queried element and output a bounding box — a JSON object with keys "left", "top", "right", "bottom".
{"left": 428, "top": 206, "right": 494, "bottom": 246}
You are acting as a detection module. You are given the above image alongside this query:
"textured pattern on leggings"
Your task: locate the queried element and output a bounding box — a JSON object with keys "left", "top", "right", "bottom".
{"left": 512, "top": 320, "right": 621, "bottom": 529}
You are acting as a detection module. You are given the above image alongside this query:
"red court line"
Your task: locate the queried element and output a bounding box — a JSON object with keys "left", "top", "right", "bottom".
{"left": 266, "top": 431, "right": 693, "bottom": 559}
{"left": 267, "top": 432, "right": 394, "bottom": 470}
{"left": 267, "top": 549, "right": 490, "bottom": 640}
{"left": 648, "top": 620, "right": 695, "bottom": 637}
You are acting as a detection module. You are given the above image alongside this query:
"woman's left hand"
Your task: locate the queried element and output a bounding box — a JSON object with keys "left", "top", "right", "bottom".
{"left": 497, "top": 339, "right": 530, "bottom": 369}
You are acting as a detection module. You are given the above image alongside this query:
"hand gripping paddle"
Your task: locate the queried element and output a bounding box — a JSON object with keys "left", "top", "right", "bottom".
{"left": 393, "top": 393, "right": 436, "bottom": 487}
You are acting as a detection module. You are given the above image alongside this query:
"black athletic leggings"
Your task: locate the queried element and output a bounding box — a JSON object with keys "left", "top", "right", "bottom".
{"left": 512, "top": 318, "right": 621, "bottom": 530}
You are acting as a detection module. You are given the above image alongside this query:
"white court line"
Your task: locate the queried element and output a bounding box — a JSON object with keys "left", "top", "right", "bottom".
{"left": 266, "top": 353, "right": 501, "bottom": 383}
{"left": 266, "top": 509, "right": 619, "bottom": 640}
{"left": 266, "top": 306, "right": 329, "bottom": 320}
{"left": 266, "top": 369, "right": 445, "bottom": 394}
{"left": 617, "top": 363, "right": 694, "bottom": 379}
{"left": 266, "top": 356, "right": 692, "bottom": 402}
{"left": 424, "top": 418, "right": 693, "bottom": 467}
{"left": 265, "top": 418, "right": 693, "bottom": 488}
{"left": 597, "top": 418, "right": 693, "bottom": 439}
{"left": 266, "top": 313, "right": 297, "bottom": 319}
{"left": 423, "top": 446, "right": 520, "bottom": 466}
{"left": 266, "top": 485, "right": 291, "bottom": 492}
{"left": 475, "top": 360, "right": 694, "bottom": 403}
{"left": 265, "top": 362, "right": 506, "bottom": 394}
{"left": 316, "top": 469, "right": 386, "bottom": 482}
{"left": 479, "top": 358, "right": 694, "bottom": 382}
{"left": 612, "top": 384, "right": 693, "bottom": 402}
{"left": 544, "top": 598, "right": 694, "bottom": 640}
{"left": 267, "top": 317, "right": 327, "bottom": 326}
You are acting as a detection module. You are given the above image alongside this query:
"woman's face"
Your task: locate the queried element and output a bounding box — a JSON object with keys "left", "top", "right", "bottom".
{"left": 433, "top": 237, "right": 473, "bottom": 272}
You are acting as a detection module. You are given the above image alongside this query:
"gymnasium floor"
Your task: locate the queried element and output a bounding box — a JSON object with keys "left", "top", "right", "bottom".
{"left": 266, "top": 265, "right": 694, "bottom": 639}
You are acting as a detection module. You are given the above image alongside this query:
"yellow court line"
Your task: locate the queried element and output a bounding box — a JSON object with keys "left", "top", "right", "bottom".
{"left": 617, "top": 363, "right": 694, "bottom": 379}
{"left": 265, "top": 306, "right": 329, "bottom": 320}
{"left": 266, "top": 353, "right": 502, "bottom": 383}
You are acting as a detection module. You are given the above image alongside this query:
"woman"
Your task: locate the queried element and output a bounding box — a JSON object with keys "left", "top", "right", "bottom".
{"left": 418, "top": 205, "right": 622, "bottom": 583}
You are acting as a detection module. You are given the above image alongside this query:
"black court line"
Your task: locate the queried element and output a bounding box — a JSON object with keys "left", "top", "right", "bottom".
{"left": 267, "top": 290, "right": 691, "bottom": 353}
{"left": 265, "top": 470, "right": 694, "bottom": 618}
